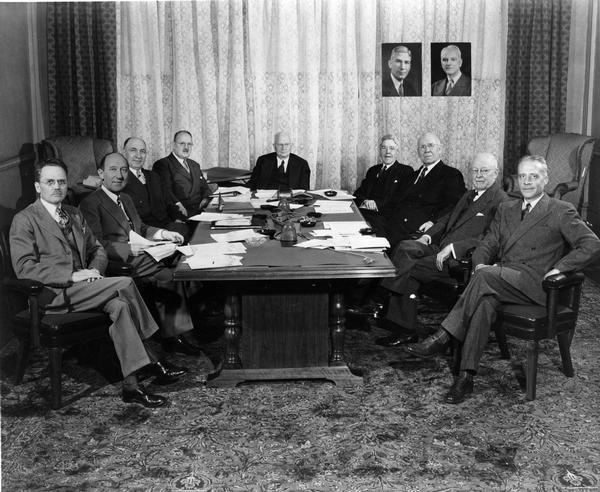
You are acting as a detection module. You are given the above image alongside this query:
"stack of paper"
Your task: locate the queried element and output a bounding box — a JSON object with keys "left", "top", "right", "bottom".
{"left": 179, "top": 242, "right": 246, "bottom": 270}
{"left": 211, "top": 229, "right": 265, "bottom": 243}
{"left": 184, "top": 255, "right": 243, "bottom": 269}
{"left": 322, "top": 221, "right": 369, "bottom": 234}
{"left": 188, "top": 212, "right": 244, "bottom": 222}
{"left": 128, "top": 231, "right": 177, "bottom": 261}
{"left": 313, "top": 200, "right": 354, "bottom": 214}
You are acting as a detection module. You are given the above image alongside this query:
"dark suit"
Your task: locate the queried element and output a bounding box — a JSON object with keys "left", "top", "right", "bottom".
{"left": 441, "top": 194, "right": 600, "bottom": 372}
{"left": 354, "top": 161, "right": 414, "bottom": 234}
{"left": 152, "top": 153, "right": 211, "bottom": 216}
{"left": 10, "top": 199, "right": 158, "bottom": 377}
{"left": 380, "top": 183, "right": 509, "bottom": 335}
{"left": 383, "top": 161, "right": 466, "bottom": 246}
{"left": 79, "top": 188, "right": 194, "bottom": 337}
{"left": 382, "top": 74, "right": 418, "bottom": 97}
{"left": 247, "top": 153, "right": 310, "bottom": 190}
{"left": 123, "top": 169, "right": 189, "bottom": 239}
{"left": 432, "top": 73, "right": 471, "bottom": 96}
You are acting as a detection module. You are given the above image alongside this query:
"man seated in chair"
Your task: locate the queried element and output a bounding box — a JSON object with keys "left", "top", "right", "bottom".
{"left": 247, "top": 131, "right": 310, "bottom": 191}
{"left": 373, "top": 152, "right": 509, "bottom": 347}
{"left": 122, "top": 137, "right": 190, "bottom": 240}
{"left": 10, "top": 158, "right": 188, "bottom": 407}
{"left": 404, "top": 155, "right": 600, "bottom": 404}
{"left": 353, "top": 134, "right": 414, "bottom": 236}
{"left": 382, "top": 132, "right": 466, "bottom": 247}
{"left": 152, "top": 130, "right": 212, "bottom": 217}
{"left": 80, "top": 152, "right": 202, "bottom": 357}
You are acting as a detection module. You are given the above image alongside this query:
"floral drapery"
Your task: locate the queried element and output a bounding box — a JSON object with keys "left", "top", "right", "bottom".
{"left": 47, "top": 2, "right": 117, "bottom": 143}
{"left": 503, "top": 0, "right": 571, "bottom": 175}
{"left": 117, "top": 0, "right": 507, "bottom": 190}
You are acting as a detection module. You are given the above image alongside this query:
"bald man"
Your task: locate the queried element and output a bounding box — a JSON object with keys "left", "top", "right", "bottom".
{"left": 247, "top": 131, "right": 310, "bottom": 191}
{"left": 376, "top": 153, "right": 509, "bottom": 346}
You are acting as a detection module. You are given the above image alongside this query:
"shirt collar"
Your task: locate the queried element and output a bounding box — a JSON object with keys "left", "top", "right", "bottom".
{"left": 447, "top": 72, "right": 462, "bottom": 85}
{"left": 130, "top": 167, "right": 145, "bottom": 182}
{"left": 40, "top": 198, "right": 60, "bottom": 220}
{"left": 101, "top": 185, "right": 121, "bottom": 205}
{"left": 172, "top": 152, "right": 187, "bottom": 166}
{"left": 524, "top": 193, "right": 544, "bottom": 210}
{"left": 422, "top": 160, "right": 441, "bottom": 172}
{"left": 277, "top": 156, "right": 290, "bottom": 171}
{"left": 390, "top": 73, "right": 405, "bottom": 92}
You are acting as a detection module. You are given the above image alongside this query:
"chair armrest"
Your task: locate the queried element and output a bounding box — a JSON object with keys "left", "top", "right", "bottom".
{"left": 106, "top": 261, "right": 133, "bottom": 277}
{"left": 543, "top": 271, "right": 585, "bottom": 336}
{"left": 2, "top": 277, "right": 44, "bottom": 295}
{"left": 449, "top": 257, "right": 473, "bottom": 287}
{"left": 550, "top": 181, "right": 578, "bottom": 199}
{"left": 542, "top": 271, "right": 585, "bottom": 291}
{"left": 502, "top": 174, "right": 522, "bottom": 198}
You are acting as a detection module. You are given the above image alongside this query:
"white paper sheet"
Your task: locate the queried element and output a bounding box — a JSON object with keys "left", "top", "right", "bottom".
{"left": 184, "top": 254, "right": 244, "bottom": 269}
{"left": 313, "top": 200, "right": 354, "bottom": 214}
{"left": 188, "top": 212, "right": 245, "bottom": 222}
{"left": 143, "top": 242, "right": 178, "bottom": 261}
{"left": 322, "top": 221, "right": 369, "bottom": 234}
{"left": 177, "top": 242, "right": 247, "bottom": 256}
{"left": 211, "top": 229, "right": 264, "bottom": 242}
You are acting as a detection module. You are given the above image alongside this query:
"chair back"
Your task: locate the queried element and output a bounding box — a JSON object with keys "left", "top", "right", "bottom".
{"left": 527, "top": 133, "right": 595, "bottom": 213}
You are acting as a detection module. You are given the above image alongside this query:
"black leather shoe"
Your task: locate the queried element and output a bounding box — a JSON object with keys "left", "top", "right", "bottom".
{"left": 346, "top": 303, "right": 383, "bottom": 318}
{"left": 149, "top": 361, "right": 188, "bottom": 385}
{"left": 122, "top": 386, "right": 167, "bottom": 408}
{"left": 444, "top": 372, "right": 474, "bottom": 404}
{"left": 162, "top": 336, "right": 202, "bottom": 356}
{"left": 403, "top": 329, "right": 451, "bottom": 358}
{"left": 376, "top": 333, "right": 419, "bottom": 347}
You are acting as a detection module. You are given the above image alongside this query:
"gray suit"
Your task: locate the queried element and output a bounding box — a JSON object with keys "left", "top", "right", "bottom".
{"left": 9, "top": 199, "right": 158, "bottom": 377}
{"left": 442, "top": 194, "right": 600, "bottom": 372}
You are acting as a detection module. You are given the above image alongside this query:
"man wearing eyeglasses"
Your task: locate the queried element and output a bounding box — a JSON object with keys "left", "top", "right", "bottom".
{"left": 404, "top": 155, "right": 600, "bottom": 404}
{"left": 153, "top": 130, "right": 212, "bottom": 217}
{"left": 247, "top": 131, "right": 310, "bottom": 191}
{"left": 10, "top": 158, "right": 189, "bottom": 407}
{"left": 353, "top": 134, "right": 414, "bottom": 235}
{"left": 383, "top": 132, "right": 466, "bottom": 247}
{"left": 374, "top": 152, "right": 508, "bottom": 347}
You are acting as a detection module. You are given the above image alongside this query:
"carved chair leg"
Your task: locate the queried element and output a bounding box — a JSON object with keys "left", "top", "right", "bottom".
{"left": 494, "top": 326, "right": 510, "bottom": 359}
{"left": 14, "top": 337, "right": 31, "bottom": 385}
{"left": 557, "top": 331, "right": 575, "bottom": 377}
{"left": 48, "top": 347, "right": 63, "bottom": 409}
{"left": 526, "top": 340, "right": 538, "bottom": 401}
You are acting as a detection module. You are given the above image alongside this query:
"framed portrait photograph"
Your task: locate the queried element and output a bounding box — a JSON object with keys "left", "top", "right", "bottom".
{"left": 381, "top": 43, "right": 422, "bottom": 97}
{"left": 431, "top": 42, "right": 472, "bottom": 97}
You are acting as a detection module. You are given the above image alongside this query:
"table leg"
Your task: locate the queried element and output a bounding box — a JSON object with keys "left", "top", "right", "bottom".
{"left": 329, "top": 292, "right": 346, "bottom": 366}
{"left": 223, "top": 294, "right": 242, "bottom": 368}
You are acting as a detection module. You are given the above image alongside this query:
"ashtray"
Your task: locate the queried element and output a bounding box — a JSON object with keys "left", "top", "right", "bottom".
{"left": 324, "top": 190, "right": 337, "bottom": 197}
{"left": 359, "top": 227, "right": 374, "bottom": 235}
{"left": 257, "top": 228, "right": 277, "bottom": 239}
{"left": 299, "top": 217, "right": 317, "bottom": 227}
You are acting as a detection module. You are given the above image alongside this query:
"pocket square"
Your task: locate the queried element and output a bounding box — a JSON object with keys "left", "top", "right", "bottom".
{"left": 476, "top": 212, "right": 485, "bottom": 216}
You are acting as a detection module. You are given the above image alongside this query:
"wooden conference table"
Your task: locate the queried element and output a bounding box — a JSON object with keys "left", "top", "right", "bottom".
{"left": 174, "top": 201, "right": 396, "bottom": 386}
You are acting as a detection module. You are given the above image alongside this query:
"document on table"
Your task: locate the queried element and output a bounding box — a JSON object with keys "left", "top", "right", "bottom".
{"left": 322, "top": 221, "right": 369, "bottom": 234}
{"left": 184, "top": 254, "right": 244, "bottom": 269}
{"left": 177, "top": 242, "right": 247, "bottom": 256}
{"left": 295, "top": 235, "right": 389, "bottom": 251}
{"left": 213, "top": 218, "right": 253, "bottom": 227}
{"left": 211, "top": 229, "right": 264, "bottom": 242}
{"left": 187, "top": 212, "right": 244, "bottom": 222}
{"left": 313, "top": 200, "right": 354, "bottom": 214}
{"left": 144, "top": 242, "right": 178, "bottom": 261}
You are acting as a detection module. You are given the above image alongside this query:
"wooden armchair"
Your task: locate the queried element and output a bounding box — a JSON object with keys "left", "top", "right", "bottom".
{"left": 0, "top": 228, "right": 129, "bottom": 409}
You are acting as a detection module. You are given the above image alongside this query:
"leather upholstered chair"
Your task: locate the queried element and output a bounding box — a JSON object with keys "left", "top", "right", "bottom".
{"left": 504, "top": 133, "right": 596, "bottom": 216}
{"left": 0, "top": 227, "right": 127, "bottom": 409}
{"left": 451, "top": 270, "right": 585, "bottom": 400}
{"left": 41, "top": 136, "right": 115, "bottom": 204}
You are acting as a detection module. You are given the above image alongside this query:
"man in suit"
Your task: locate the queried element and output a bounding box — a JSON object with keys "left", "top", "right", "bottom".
{"left": 10, "top": 158, "right": 188, "bottom": 407}
{"left": 405, "top": 155, "right": 600, "bottom": 403}
{"left": 432, "top": 45, "right": 471, "bottom": 97}
{"left": 152, "top": 130, "right": 212, "bottom": 217}
{"left": 382, "top": 45, "right": 419, "bottom": 97}
{"left": 80, "top": 152, "right": 202, "bottom": 357}
{"left": 376, "top": 152, "right": 509, "bottom": 347}
{"left": 383, "top": 132, "right": 466, "bottom": 247}
{"left": 353, "top": 134, "right": 414, "bottom": 235}
{"left": 247, "top": 131, "right": 310, "bottom": 191}
{"left": 122, "top": 137, "right": 190, "bottom": 240}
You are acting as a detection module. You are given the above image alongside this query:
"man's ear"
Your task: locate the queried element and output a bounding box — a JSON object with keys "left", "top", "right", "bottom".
{"left": 97, "top": 168, "right": 104, "bottom": 179}
{"left": 34, "top": 182, "right": 41, "bottom": 194}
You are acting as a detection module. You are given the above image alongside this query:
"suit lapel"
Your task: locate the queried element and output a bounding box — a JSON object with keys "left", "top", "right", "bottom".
{"left": 502, "top": 195, "right": 551, "bottom": 253}
{"left": 449, "top": 185, "right": 498, "bottom": 231}
{"left": 97, "top": 190, "right": 131, "bottom": 235}
{"left": 170, "top": 154, "right": 192, "bottom": 182}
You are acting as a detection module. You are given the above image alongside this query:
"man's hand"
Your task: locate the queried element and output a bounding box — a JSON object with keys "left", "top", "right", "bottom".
{"left": 418, "top": 221, "right": 434, "bottom": 232}
{"left": 130, "top": 244, "right": 144, "bottom": 256}
{"left": 175, "top": 202, "right": 188, "bottom": 217}
{"left": 359, "top": 200, "right": 378, "bottom": 211}
{"left": 162, "top": 230, "right": 184, "bottom": 244}
{"left": 435, "top": 244, "right": 453, "bottom": 271}
{"left": 71, "top": 269, "right": 103, "bottom": 283}
{"left": 416, "top": 234, "right": 431, "bottom": 245}
{"left": 544, "top": 268, "right": 561, "bottom": 279}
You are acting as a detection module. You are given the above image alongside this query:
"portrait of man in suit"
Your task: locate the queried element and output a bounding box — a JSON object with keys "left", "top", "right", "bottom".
{"left": 431, "top": 43, "right": 472, "bottom": 97}
{"left": 381, "top": 43, "right": 422, "bottom": 97}
{"left": 246, "top": 131, "right": 310, "bottom": 191}
{"left": 10, "top": 158, "right": 189, "bottom": 407}
{"left": 405, "top": 155, "right": 600, "bottom": 404}
{"left": 152, "top": 130, "right": 212, "bottom": 217}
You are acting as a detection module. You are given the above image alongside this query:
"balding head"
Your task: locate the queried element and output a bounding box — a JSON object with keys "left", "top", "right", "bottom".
{"left": 123, "top": 137, "right": 147, "bottom": 170}
{"left": 273, "top": 131, "right": 292, "bottom": 159}
{"left": 98, "top": 152, "right": 129, "bottom": 193}
{"left": 417, "top": 133, "right": 442, "bottom": 165}
{"left": 470, "top": 152, "right": 499, "bottom": 191}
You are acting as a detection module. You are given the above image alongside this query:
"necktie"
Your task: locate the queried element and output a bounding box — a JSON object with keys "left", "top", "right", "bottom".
{"left": 470, "top": 190, "right": 479, "bottom": 202}
{"left": 414, "top": 166, "right": 427, "bottom": 184}
{"left": 182, "top": 159, "right": 190, "bottom": 173}
{"left": 56, "top": 207, "right": 69, "bottom": 230}
{"left": 117, "top": 196, "right": 134, "bottom": 230}
{"left": 521, "top": 202, "right": 531, "bottom": 221}
{"left": 445, "top": 78, "right": 454, "bottom": 95}
{"left": 137, "top": 170, "right": 146, "bottom": 185}
{"left": 397, "top": 82, "right": 404, "bottom": 97}
{"left": 279, "top": 160, "right": 285, "bottom": 171}
{"left": 377, "top": 165, "right": 389, "bottom": 179}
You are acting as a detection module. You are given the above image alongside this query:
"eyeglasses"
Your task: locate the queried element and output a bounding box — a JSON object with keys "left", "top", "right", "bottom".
{"left": 175, "top": 141, "right": 193, "bottom": 147}
{"left": 419, "top": 143, "right": 438, "bottom": 151}
{"left": 40, "top": 179, "right": 67, "bottom": 186}
{"left": 470, "top": 169, "right": 494, "bottom": 175}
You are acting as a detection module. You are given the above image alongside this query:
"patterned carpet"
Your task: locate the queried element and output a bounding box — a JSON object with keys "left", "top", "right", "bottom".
{"left": 2, "top": 281, "right": 600, "bottom": 491}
